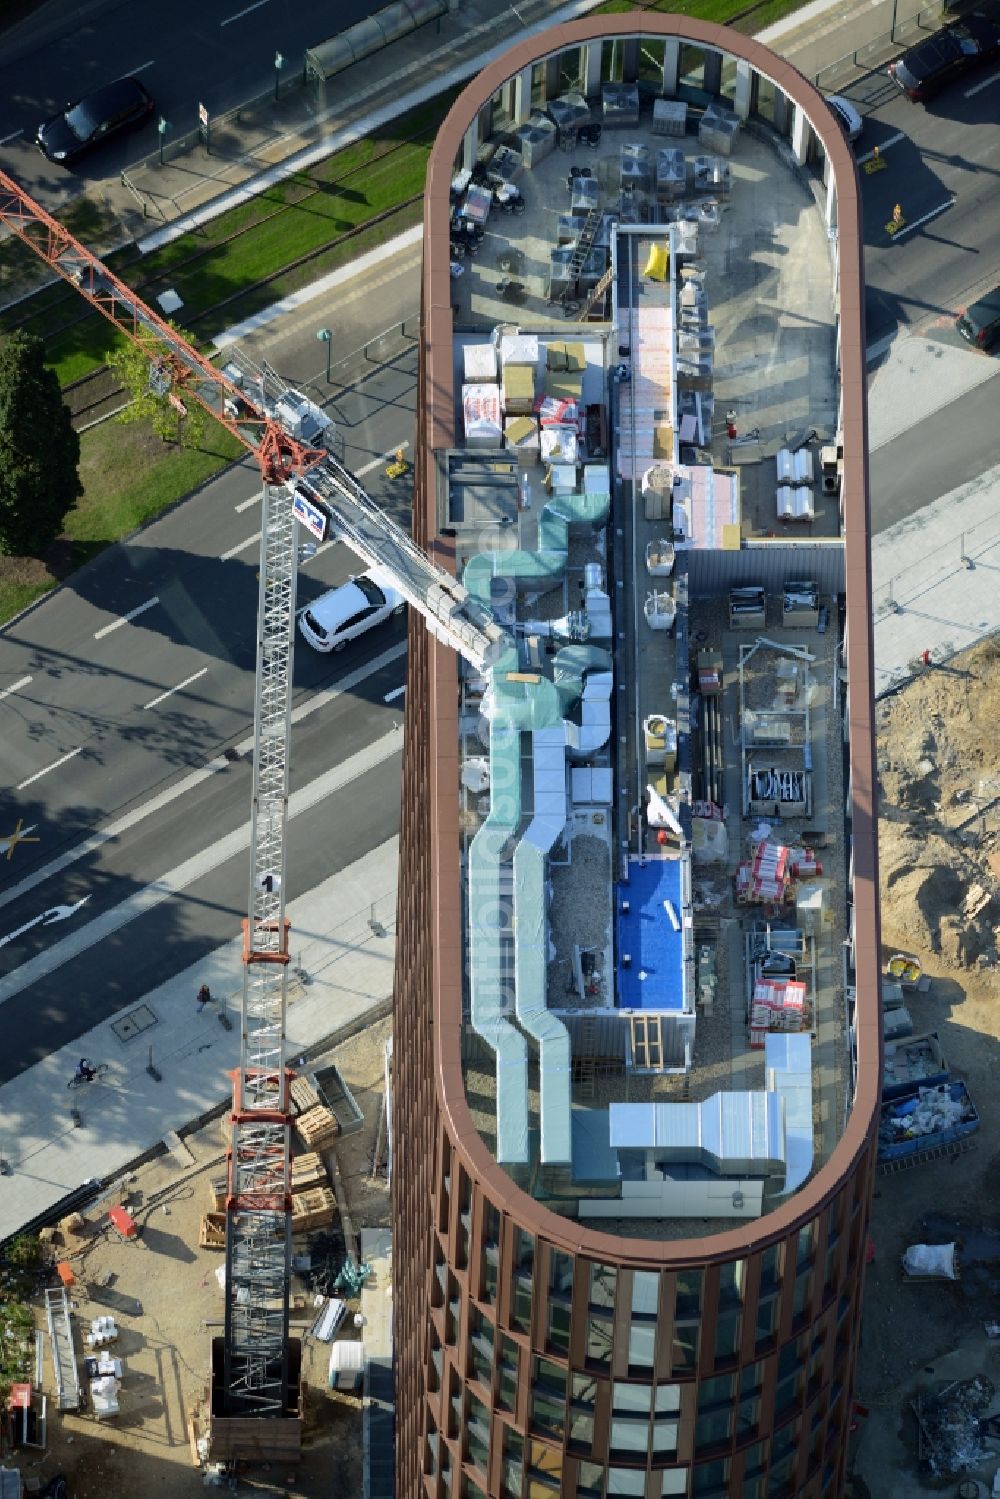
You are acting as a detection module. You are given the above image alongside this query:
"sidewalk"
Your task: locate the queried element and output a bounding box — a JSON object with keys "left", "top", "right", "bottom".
{"left": 872, "top": 463, "right": 1000, "bottom": 698}
{"left": 0, "top": 838, "right": 399, "bottom": 1240}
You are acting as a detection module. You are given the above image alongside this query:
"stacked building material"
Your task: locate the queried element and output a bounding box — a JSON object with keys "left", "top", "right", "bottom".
{"left": 291, "top": 1187, "right": 338, "bottom": 1233}
{"left": 291, "top": 1151, "right": 329, "bottom": 1193}
{"left": 295, "top": 1105, "right": 340, "bottom": 1151}
{"left": 749, "top": 977, "right": 808, "bottom": 1047}
{"left": 749, "top": 841, "right": 789, "bottom": 902}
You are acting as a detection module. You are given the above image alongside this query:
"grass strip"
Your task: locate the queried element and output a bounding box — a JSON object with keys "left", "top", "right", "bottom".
{"left": 0, "top": 415, "right": 244, "bottom": 625}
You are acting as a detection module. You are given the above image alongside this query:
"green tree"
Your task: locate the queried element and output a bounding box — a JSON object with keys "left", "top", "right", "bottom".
{"left": 107, "top": 332, "right": 207, "bottom": 449}
{"left": 0, "top": 331, "right": 82, "bottom": 556}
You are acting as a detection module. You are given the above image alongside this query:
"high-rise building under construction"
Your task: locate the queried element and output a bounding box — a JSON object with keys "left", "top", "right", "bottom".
{"left": 394, "top": 15, "right": 878, "bottom": 1498}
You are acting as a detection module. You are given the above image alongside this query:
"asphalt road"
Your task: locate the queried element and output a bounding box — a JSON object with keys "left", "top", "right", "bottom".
{"left": 0, "top": 0, "right": 384, "bottom": 194}
{"left": 0, "top": 647, "right": 405, "bottom": 1080}
{"left": 868, "top": 374, "right": 999, "bottom": 533}
{"left": 836, "top": 58, "right": 1000, "bottom": 346}
{"left": 0, "top": 331, "right": 416, "bottom": 1073}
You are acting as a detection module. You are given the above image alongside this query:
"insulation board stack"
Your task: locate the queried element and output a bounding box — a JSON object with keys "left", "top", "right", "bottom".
{"left": 502, "top": 363, "right": 535, "bottom": 415}
{"left": 505, "top": 415, "right": 540, "bottom": 463}
{"left": 463, "top": 382, "right": 503, "bottom": 446}
{"left": 463, "top": 343, "right": 498, "bottom": 383}
{"left": 500, "top": 333, "right": 539, "bottom": 367}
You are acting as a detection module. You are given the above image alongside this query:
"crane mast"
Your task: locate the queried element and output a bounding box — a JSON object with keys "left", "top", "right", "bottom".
{"left": 0, "top": 167, "right": 507, "bottom": 1444}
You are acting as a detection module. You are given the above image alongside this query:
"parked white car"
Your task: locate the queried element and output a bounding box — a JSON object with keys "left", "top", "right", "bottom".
{"left": 298, "top": 571, "right": 405, "bottom": 652}
{"left": 824, "top": 95, "right": 863, "bottom": 144}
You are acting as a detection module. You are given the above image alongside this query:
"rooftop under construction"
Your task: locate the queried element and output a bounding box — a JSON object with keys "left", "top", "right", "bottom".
{"left": 443, "top": 88, "right": 855, "bottom": 1233}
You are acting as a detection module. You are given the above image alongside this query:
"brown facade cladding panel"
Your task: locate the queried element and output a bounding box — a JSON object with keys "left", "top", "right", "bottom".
{"left": 396, "top": 11, "right": 880, "bottom": 1499}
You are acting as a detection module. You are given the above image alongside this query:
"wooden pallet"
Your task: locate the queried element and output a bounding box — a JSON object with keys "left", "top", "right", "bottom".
{"left": 199, "top": 1212, "right": 227, "bottom": 1249}
{"left": 289, "top": 1076, "right": 321, "bottom": 1117}
{"left": 208, "top": 1176, "right": 227, "bottom": 1213}
{"left": 291, "top": 1151, "right": 327, "bottom": 1193}
{"left": 291, "top": 1187, "right": 336, "bottom": 1234}
{"left": 295, "top": 1104, "right": 339, "bottom": 1151}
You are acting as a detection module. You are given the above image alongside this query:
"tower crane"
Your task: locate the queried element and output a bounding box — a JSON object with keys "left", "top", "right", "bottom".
{"left": 0, "top": 168, "right": 506, "bottom": 1452}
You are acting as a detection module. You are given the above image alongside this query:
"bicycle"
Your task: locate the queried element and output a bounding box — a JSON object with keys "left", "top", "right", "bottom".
{"left": 67, "top": 1063, "right": 109, "bottom": 1089}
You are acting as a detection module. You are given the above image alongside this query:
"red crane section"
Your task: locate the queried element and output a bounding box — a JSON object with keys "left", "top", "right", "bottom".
{"left": 0, "top": 167, "right": 319, "bottom": 486}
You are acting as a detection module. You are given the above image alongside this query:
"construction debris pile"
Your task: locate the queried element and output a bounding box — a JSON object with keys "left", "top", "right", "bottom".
{"left": 879, "top": 1084, "right": 977, "bottom": 1149}
{"left": 877, "top": 636, "right": 999, "bottom": 970}
{"left": 913, "top": 1374, "right": 996, "bottom": 1477}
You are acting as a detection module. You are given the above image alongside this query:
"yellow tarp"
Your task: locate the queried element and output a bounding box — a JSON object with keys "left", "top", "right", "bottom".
{"left": 644, "top": 243, "right": 669, "bottom": 281}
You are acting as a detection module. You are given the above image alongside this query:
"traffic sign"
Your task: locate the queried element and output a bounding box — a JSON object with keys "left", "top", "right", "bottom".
{"left": 292, "top": 488, "right": 328, "bottom": 542}
{"left": 199, "top": 102, "right": 209, "bottom": 129}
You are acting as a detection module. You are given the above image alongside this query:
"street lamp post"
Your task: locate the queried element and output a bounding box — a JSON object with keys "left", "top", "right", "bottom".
{"left": 274, "top": 51, "right": 285, "bottom": 102}
{"left": 157, "top": 116, "right": 170, "bottom": 168}
{"left": 316, "top": 327, "right": 332, "bottom": 383}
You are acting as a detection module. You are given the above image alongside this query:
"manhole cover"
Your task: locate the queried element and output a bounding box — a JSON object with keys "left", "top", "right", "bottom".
{"left": 111, "top": 1004, "right": 158, "bottom": 1043}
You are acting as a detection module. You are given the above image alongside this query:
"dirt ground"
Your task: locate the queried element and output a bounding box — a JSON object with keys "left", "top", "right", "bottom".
{"left": 850, "top": 636, "right": 1000, "bottom": 1497}
{"left": 9, "top": 1016, "right": 392, "bottom": 1499}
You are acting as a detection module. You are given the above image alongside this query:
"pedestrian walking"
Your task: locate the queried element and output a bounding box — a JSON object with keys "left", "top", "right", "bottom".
{"left": 197, "top": 983, "right": 212, "bottom": 1012}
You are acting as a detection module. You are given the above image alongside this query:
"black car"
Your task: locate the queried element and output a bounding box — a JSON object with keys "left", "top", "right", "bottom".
{"left": 888, "top": 13, "right": 1000, "bottom": 100}
{"left": 36, "top": 77, "right": 154, "bottom": 164}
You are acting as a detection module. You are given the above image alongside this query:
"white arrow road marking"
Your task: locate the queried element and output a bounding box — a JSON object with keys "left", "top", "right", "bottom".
{"left": 0, "top": 896, "right": 91, "bottom": 949}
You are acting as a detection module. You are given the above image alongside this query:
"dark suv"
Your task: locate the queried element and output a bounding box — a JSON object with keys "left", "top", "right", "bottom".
{"left": 36, "top": 77, "right": 154, "bottom": 164}
{"left": 888, "top": 13, "right": 1000, "bottom": 100}
{"left": 956, "top": 286, "right": 1000, "bottom": 351}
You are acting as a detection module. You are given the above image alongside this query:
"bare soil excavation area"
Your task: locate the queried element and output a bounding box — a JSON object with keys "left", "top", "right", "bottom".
{"left": 851, "top": 636, "right": 1000, "bottom": 1497}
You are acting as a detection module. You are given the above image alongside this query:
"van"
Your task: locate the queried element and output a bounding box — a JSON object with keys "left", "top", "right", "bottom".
{"left": 956, "top": 286, "right": 1000, "bottom": 351}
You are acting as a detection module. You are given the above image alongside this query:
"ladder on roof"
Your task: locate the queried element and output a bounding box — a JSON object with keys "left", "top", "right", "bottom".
{"left": 44, "top": 1287, "right": 80, "bottom": 1411}
{"left": 567, "top": 209, "right": 603, "bottom": 287}
{"left": 578, "top": 263, "right": 614, "bottom": 322}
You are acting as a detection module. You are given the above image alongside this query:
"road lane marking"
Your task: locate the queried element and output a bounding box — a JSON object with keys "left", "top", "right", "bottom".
{"left": 144, "top": 667, "right": 209, "bottom": 711}
{"left": 220, "top": 0, "right": 268, "bottom": 24}
{"left": 0, "top": 730, "right": 403, "bottom": 1006}
{"left": 0, "top": 640, "right": 407, "bottom": 914}
{"left": 383, "top": 685, "right": 406, "bottom": 702}
{"left": 129, "top": 60, "right": 156, "bottom": 75}
{"left": 0, "top": 676, "right": 32, "bottom": 702}
{"left": 0, "top": 129, "right": 23, "bottom": 146}
{"left": 356, "top": 440, "right": 410, "bottom": 477}
{"left": 890, "top": 196, "right": 956, "bottom": 240}
{"left": 17, "top": 748, "right": 82, "bottom": 791}
{"left": 0, "top": 897, "right": 89, "bottom": 950}
{"left": 965, "top": 69, "right": 1000, "bottom": 98}
{"left": 221, "top": 531, "right": 261, "bottom": 560}
{"left": 856, "top": 131, "right": 904, "bottom": 165}
{"left": 94, "top": 596, "right": 159, "bottom": 640}
{"left": 235, "top": 494, "right": 260, "bottom": 513}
